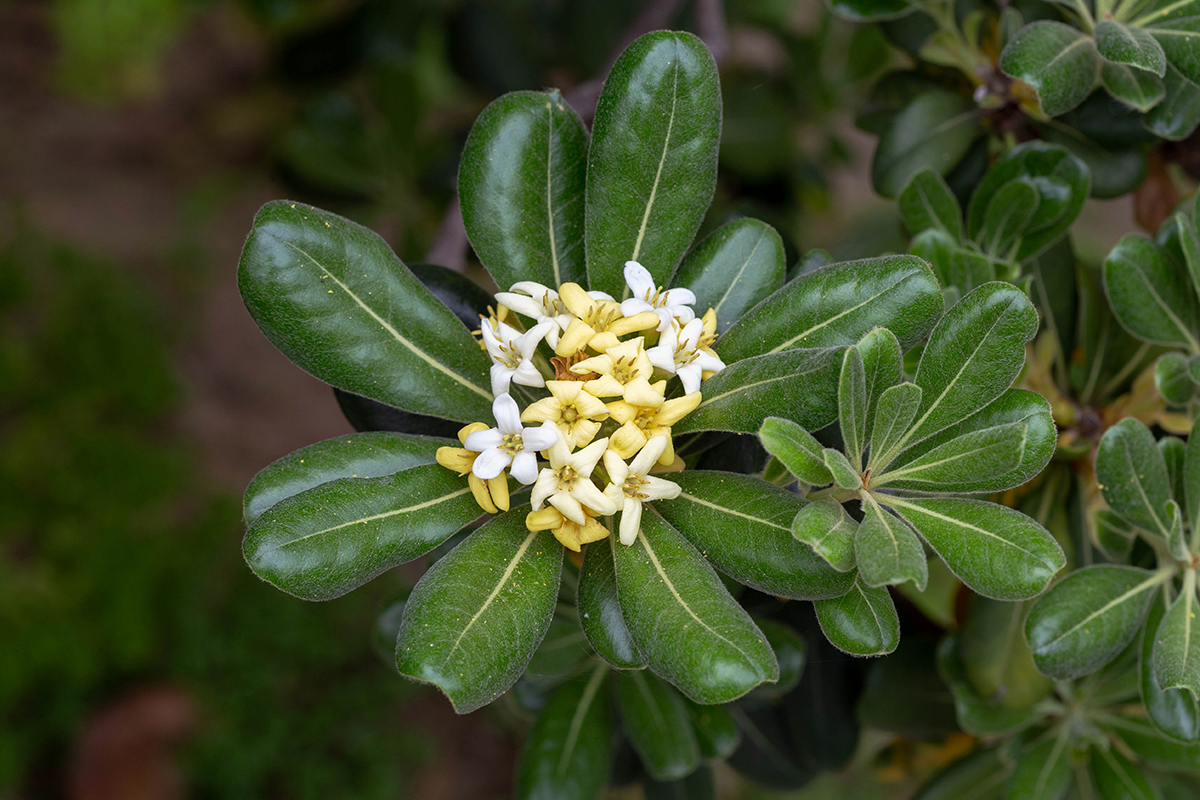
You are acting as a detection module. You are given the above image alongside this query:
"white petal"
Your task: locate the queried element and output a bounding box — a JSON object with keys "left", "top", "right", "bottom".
{"left": 490, "top": 364, "right": 514, "bottom": 396}
{"left": 587, "top": 290, "right": 615, "bottom": 303}
{"left": 646, "top": 344, "right": 677, "bottom": 375}
{"left": 679, "top": 318, "right": 704, "bottom": 351}
{"left": 641, "top": 475, "right": 681, "bottom": 501}
{"left": 510, "top": 451, "right": 539, "bottom": 484}
{"left": 494, "top": 294, "right": 545, "bottom": 319}
{"left": 512, "top": 361, "right": 546, "bottom": 388}
{"left": 571, "top": 437, "right": 610, "bottom": 476}
{"left": 620, "top": 298, "right": 655, "bottom": 318}
{"left": 663, "top": 287, "right": 696, "bottom": 307}
{"left": 652, "top": 307, "right": 675, "bottom": 333}
{"left": 619, "top": 499, "right": 642, "bottom": 546}
{"left": 603, "top": 450, "right": 629, "bottom": 484}
{"left": 531, "top": 470, "right": 557, "bottom": 510}
{"left": 677, "top": 364, "right": 703, "bottom": 395}
{"left": 518, "top": 320, "right": 555, "bottom": 356}
{"left": 522, "top": 423, "right": 560, "bottom": 453}
{"left": 472, "top": 448, "right": 511, "bottom": 480}
{"left": 623, "top": 261, "right": 655, "bottom": 297}
{"left": 550, "top": 491, "right": 586, "bottom": 525}
{"left": 695, "top": 352, "right": 725, "bottom": 372}
{"left": 480, "top": 319, "right": 501, "bottom": 355}
{"left": 510, "top": 281, "right": 554, "bottom": 300}
{"left": 494, "top": 319, "right": 523, "bottom": 345}
{"left": 463, "top": 428, "right": 502, "bottom": 452}
{"left": 493, "top": 393, "right": 523, "bottom": 433}
{"left": 631, "top": 434, "right": 669, "bottom": 474}
{"left": 573, "top": 480, "right": 616, "bottom": 515}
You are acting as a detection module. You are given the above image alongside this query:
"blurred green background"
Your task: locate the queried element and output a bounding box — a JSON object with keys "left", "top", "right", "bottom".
{"left": 0, "top": 1, "right": 1138, "bottom": 798}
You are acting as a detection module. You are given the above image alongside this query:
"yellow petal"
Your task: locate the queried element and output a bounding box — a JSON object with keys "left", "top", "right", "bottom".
{"left": 568, "top": 419, "right": 602, "bottom": 448}
{"left": 611, "top": 311, "right": 660, "bottom": 336}
{"left": 607, "top": 400, "right": 639, "bottom": 424}
{"left": 701, "top": 307, "right": 717, "bottom": 338}
{"left": 577, "top": 517, "right": 610, "bottom": 546}
{"left": 488, "top": 474, "right": 510, "bottom": 511}
{"left": 572, "top": 353, "right": 613, "bottom": 376}
{"left": 521, "top": 397, "right": 561, "bottom": 423}
{"left": 558, "top": 283, "right": 594, "bottom": 317}
{"left": 457, "top": 421, "right": 491, "bottom": 446}
{"left": 573, "top": 389, "right": 611, "bottom": 418}
{"left": 436, "top": 446, "right": 476, "bottom": 475}
{"left": 583, "top": 375, "right": 625, "bottom": 397}
{"left": 526, "top": 507, "right": 563, "bottom": 531}
{"left": 650, "top": 455, "right": 686, "bottom": 474}
{"left": 547, "top": 380, "right": 582, "bottom": 403}
{"left": 610, "top": 421, "right": 648, "bottom": 459}
{"left": 469, "top": 473, "right": 498, "bottom": 514}
{"left": 655, "top": 392, "right": 702, "bottom": 426}
{"left": 556, "top": 318, "right": 595, "bottom": 357}
{"left": 551, "top": 525, "right": 583, "bottom": 552}
{"left": 622, "top": 376, "right": 665, "bottom": 408}
{"left": 588, "top": 330, "right": 620, "bottom": 353}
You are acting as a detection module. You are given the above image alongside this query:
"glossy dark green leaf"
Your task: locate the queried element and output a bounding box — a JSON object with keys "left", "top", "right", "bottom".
{"left": 839, "top": 346, "right": 869, "bottom": 470}
{"left": 1090, "top": 744, "right": 1162, "bottom": 800}
{"left": 901, "top": 283, "right": 1039, "bottom": 449}
{"left": 673, "top": 219, "right": 785, "bottom": 334}
{"left": 792, "top": 498, "right": 858, "bottom": 572}
{"left": 613, "top": 670, "right": 700, "bottom": 781}
{"left": 749, "top": 619, "right": 807, "bottom": 700}
{"left": 757, "top": 416, "right": 833, "bottom": 486}
{"left": 829, "top": 0, "right": 914, "bottom": 21}
{"left": 244, "top": 463, "right": 480, "bottom": 601}
{"left": 1146, "top": 63, "right": 1200, "bottom": 140}
{"left": 1000, "top": 21, "right": 1100, "bottom": 116}
{"left": 715, "top": 255, "right": 941, "bottom": 361}
{"left": 514, "top": 665, "right": 613, "bottom": 800}
{"left": 979, "top": 179, "right": 1039, "bottom": 259}
{"left": 874, "top": 421, "right": 1028, "bottom": 491}
{"left": 1140, "top": 2, "right": 1200, "bottom": 85}
{"left": 1097, "top": 509, "right": 1138, "bottom": 562}
{"left": 1096, "top": 418, "right": 1175, "bottom": 541}
{"left": 684, "top": 699, "right": 740, "bottom": 759}
{"left": 960, "top": 596, "right": 1052, "bottom": 711}
{"left": 1154, "top": 571, "right": 1200, "bottom": 699}
{"left": 1141, "top": 593, "right": 1200, "bottom": 743}
{"left": 813, "top": 579, "right": 900, "bottom": 656}
{"left": 1157, "top": 352, "right": 1197, "bottom": 404}
{"left": 1104, "top": 234, "right": 1199, "bottom": 348}
{"left": 912, "top": 747, "right": 1011, "bottom": 800}
{"left": 653, "top": 471, "right": 856, "bottom": 600}
{"left": 937, "top": 635, "right": 1044, "bottom": 736}
{"left": 333, "top": 388, "right": 462, "bottom": 438}
{"left": 585, "top": 31, "right": 720, "bottom": 296}
{"left": 1102, "top": 61, "right": 1168, "bottom": 111}
{"left": 1107, "top": 716, "right": 1200, "bottom": 772}
{"left": 1096, "top": 19, "right": 1168, "bottom": 75}
{"left": 238, "top": 200, "right": 493, "bottom": 421}
{"left": 525, "top": 616, "right": 590, "bottom": 681}
{"left": 613, "top": 510, "right": 778, "bottom": 703}
{"left": 1025, "top": 565, "right": 1164, "bottom": 679}
{"left": 1007, "top": 730, "right": 1071, "bottom": 800}
{"left": 244, "top": 431, "right": 449, "bottom": 524}
{"left": 857, "top": 493, "right": 927, "bottom": 590}
{"left": 824, "top": 448, "right": 863, "bottom": 490}
{"left": 888, "top": 496, "right": 1064, "bottom": 601}
{"left": 396, "top": 511, "right": 563, "bottom": 713}
{"left": 871, "top": 91, "right": 984, "bottom": 197}
{"left": 673, "top": 348, "right": 843, "bottom": 435}
{"left": 459, "top": 90, "right": 588, "bottom": 291}
{"left": 578, "top": 535, "right": 646, "bottom": 670}
{"left": 868, "top": 382, "right": 923, "bottom": 472}
{"left": 899, "top": 168, "right": 963, "bottom": 240}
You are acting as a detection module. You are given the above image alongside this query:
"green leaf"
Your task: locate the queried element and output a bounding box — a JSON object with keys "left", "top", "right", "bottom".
{"left": 868, "top": 382, "right": 923, "bottom": 472}
{"left": 238, "top": 200, "right": 493, "bottom": 421}
{"left": 715, "top": 254, "right": 942, "bottom": 361}
{"left": 1163, "top": 437, "right": 1188, "bottom": 506}
{"left": 685, "top": 699, "right": 741, "bottom": 759}
{"left": 1090, "top": 744, "right": 1162, "bottom": 800}
{"left": 395, "top": 510, "right": 563, "bottom": 713}
{"left": 577, "top": 535, "right": 646, "bottom": 670}
{"left": 1187, "top": 423, "right": 1200, "bottom": 538}
{"left": 1146, "top": 63, "right": 1200, "bottom": 140}
{"left": 1139, "top": 2, "right": 1200, "bottom": 85}
{"left": 1096, "top": 509, "right": 1138, "bottom": 562}
{"left": 750, "top": 619, "right": 807, "bottom": 699}
{"left": 855, "top": 328, "right": 904, "bottom": 442}
{"left": 813, "top": 579, "right": 900, "bottom": 656}
{"left": 1096, "top": 418, "right": 1176, "bottom": 541}
{"left": 757, "top": 416, "right": 833, "bottom": 486}
{"left": 911, "top": 229, "right": 996, "bottom": 295}
{"left": 514, "top": 665, "right": 613, "bottom": 800}
{"left": 857, "top": 638, "right": 958, "bottom": 737}
{"left": 1101, "top": 61, "right": 1168, "bottom": 111}
{"left": 673, "top": 219, "right": 785, "bottom": 334}
{"left": 1104, "top": 234, "right": 1200, "bottom": 349}
{"left": 873, "top": 421, "right": 1027, "bottom": 491}
{"left": 1157, "top": 352, "right": 1196, "bottom": 404}
{"left": 653, "top": 471, "right": 856, "bottom": 600}
{"left": 1180, "top": 209, "right": 1200, "bottom": 297}
{"left": 613, "top": 670, "right": 700, "bottom": 781}
{"left": 960, "top": 596, "right": 1053, "bottom": 711}
{"left": 1000, "top": 21, "right": 1100, "bottom": 116}
{"left": 244, "top": 463, "right": 480, "bottom": 601}
{"left": 839, "top": 346, "right": 869, "bottom": 470}
{"left": 912, "top": 747, "right": 1011, "bottom": 800}
{"left": 1154, "top": 570, "right": 1200, "bottom": 699}
{"left": 644, "top": 766, "right": 714, "bottom": 800}
{"left": 824, "top": 448, "right": 863, "bottom": 490}
{"left": 899, "top": 168, "right": 964, "bottom": 240}
{"left": 613, "top": 510, "right": 779, "bottom": 703}
{"left": 792, "top": 498, "right": 858, "bottom": 572}
{"left": 1095, "top": 20, "right": 1168, "bottom": 75}
{"left": 1141, "top": 593, "right": 1200, "bottom": 743}
{"left": 937, "top": 635, "right": 1044, "bottom": 736}
{"left": 728, "top": 706, "right": 815, "bottom": 790}
{"left": 673, "top": 348, "right": 843, "bottom": 435}
{"left": 585, "top": 31, "right": 720, "bottom": 296}
{"left": 857, "top": 493, "right": 927, "bottom": 590}
{"left": 829, "top": 0, "right": 914, "bottom": 22}
{"left": 1007, "top": 730, "right": 1071, "bottom": 800}
{"left": 871, "top": 91, "right": 984, "bottom": 198}
{"left": 244, "top": 432, "right": 449, "bottom": 524}
{"left": 458, "top": 90, "right": 588, "bottom": 291}
{"left": 901, "top": 283, "right": 1039, "bottom": 450}
{"left": 887, "top": 496, "right": 1064, "bottom": 601}
{"left": 1107, "top": 716, "right": 1200, "bottom": 772}
{"left": 525, "top": 616, "right": 589, "bottom": 681}
{"left": 979, "top": 178, "right": 1039, "bottom": 259}
{"left": 1024, "top": 565, "right": 1164, "bottom": 679}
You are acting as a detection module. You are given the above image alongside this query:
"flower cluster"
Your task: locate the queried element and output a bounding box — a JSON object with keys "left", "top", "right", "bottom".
{"left": 435, "top": 262, "right": 726, "bottom": 551}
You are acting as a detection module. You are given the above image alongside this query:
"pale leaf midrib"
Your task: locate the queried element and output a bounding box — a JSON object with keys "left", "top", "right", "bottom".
{"left": 556, "top": 664, "right": 608, "bottom": 779}
{"left": 445, "top": 531, "right": 539, "bottom": 664}
{"left": 676, "top": 490, "right": 790, "bottom": 531}
{"left": 766, "top": 271, "right": 923, "bottom": 354}
{"left": 713, "top": 234, "right": 766, "bottom": 318}
{"left": 630, "top": 48, "right": 680, "bottom": 266}
{"left": 885, "top": 496, "right": 1048, "bottom": 563}
{"left": 1035, "top": 571, "right": 1163, "bottom": 650}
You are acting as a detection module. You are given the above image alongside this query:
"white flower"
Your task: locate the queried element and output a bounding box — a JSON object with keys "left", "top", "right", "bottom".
{"left": 646, "top": 317, "right": 726, "bottom": 394}
{"left": 531, "top": 430, "right": 616, "bottom": 524}
{"left": 494, "top": 282, "right": 573, "bottom": 348}
{"left": 620, "top": 260, "right": 695, "bottom": 332}
{"left": 603, "top": 435, "right": 681, "bottom": 546}
{"left": 481, "top": 317, "right": 554, "bottom": 396}
{"left": 464, "top": 394, "right": 557, "bottom": 484}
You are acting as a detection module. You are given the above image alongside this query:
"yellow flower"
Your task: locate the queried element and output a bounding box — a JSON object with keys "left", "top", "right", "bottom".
{"left": 436, "top": 422, "right": 510, "bottom": 513}
{"left": 553, "top": 283, "right": 659, "bottom": 357}
{"left": 520, "top": 380, "right": 611, "bottom": 448}
{"left": 607, "top": 388, "right": 702, "bottom": 464}
{"left": 525, "top": 506, "right": 610, "bottom": 552}
{"left": 570, "top": 337, "right": 664, "bottom": 406}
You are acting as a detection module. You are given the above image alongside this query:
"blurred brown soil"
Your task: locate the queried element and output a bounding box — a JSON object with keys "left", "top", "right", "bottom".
{"left": 0, "top": 2, "right": 514, "bottom": 799}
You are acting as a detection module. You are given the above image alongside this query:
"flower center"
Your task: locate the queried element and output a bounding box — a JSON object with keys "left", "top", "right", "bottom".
{"left": 495, "top": 342, "right": 521, "bottom": 369}
{"left": 500, "top": 433, "right": 525, "bottom": 455}
{"left": 611, "top": 356, "right": 635, "bottom": 383}
{"left": 555, "top": 464, "right": 579, "bottom": 489}
{"left": 583, "top": 304, "right": 621, "bottom": 331}
{"left": 642, "top": 286, "right": 667, "bottom": 308}
{"left": 633, "top": 408, "right": 659, "bottom": 429}
{"left": 560, "top": 404, "right": 579, "bottom": 423}
{"left": 622, "top": 474, "right": 648, "bottom": 499}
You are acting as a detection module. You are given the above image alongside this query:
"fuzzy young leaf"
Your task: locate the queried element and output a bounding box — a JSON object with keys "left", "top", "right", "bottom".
{"left": 1024, "top": 565, "right": 1163, "bottom": 679}
{"left": 1146, "top": 63, "right": 1200, "bottom": 140}
{"left": 1141, "top": 593, "right": 1200, "bottom": 743}
{"left": 1096, "top": 418, "right": 1176, "bottom": 541}
{"left": 1102, "top": 61, "right": 1167, "bottom": 111}
{"left": 514, "top": 666, "right": 613, "bottom": 800}
{"left": 1000, "top": 21, "right": 1100, "bottom": 116}
{"left": 396, "top": 511, "right": 563, "bottom": 713}
{"left": 911, "top": 230, "right": 995, "bottom": 295}
{"left": 613, "top": 510, "right": 779, "bottom": 704}
{"left": 585, "top": 31, "right": 720, "bottom": 296}
{"left": 899, "top": 168, "right": 963, "bottom": 240}
{"left": 868, "top": 382, "right": 923, "bottom": 472}
{"left": 238, "top": 201, "right": 494, "bottom": 421}
{"left": 979, "top": 178, "right": 1038, "bottom": 259}
{"left": 813, "top": 579, "right": 900, "bottom": 656}
{"left": 855, "top": 328, "right": 903, "bottom": 442}
{"left": 1104, "top": 234, "right": 1200, "bottom": 349}
{"left": 673, "top": 219, "right": 785, "bottom": 334}
{"left": 792, "top": 498, "right": 858, "bottom": 572}
{"left": 614, "top": 670, "right": 700, "bottom": 781}
{"left": 1157, "top": 352, "right": 1197, "bottom": 404}
{"left": 757, "top": 416, "right": 833, "bottom": 485}
{"left": 578, "top": 535, "right": 646, "bottom": 670}
{"left": 1154, "top": 571, "right": 1200, "bottom": 700}
{"left": 1094, "top": 19, "right": 1168, "bottom": 75}
{"left": 1139, "top": 1, "right": 1200, "bottom": 86}
{"left": 458, "top": 90, "right": 588, "bottom": 291}
{"left": 839, "top": 346, "right": 869, "bottom": 469}
{"left": 857, "top": 494, "right": 927, "bottom": 590}
{"left": 873, "top": 422, "right": 1027, "bottom": 491}
{"left": 871, "top": 91, "right": 984, "bottom": 198}
{"left": 824, "top": 448, "right": 863, "bottom": 490}
{"left": 1187, "top": 425, "right": 1200, "bottom": 537}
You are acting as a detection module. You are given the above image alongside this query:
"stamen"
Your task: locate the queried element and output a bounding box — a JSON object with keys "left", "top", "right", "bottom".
{"left": 500, "top": 433, "right": 524, "bottom": 455}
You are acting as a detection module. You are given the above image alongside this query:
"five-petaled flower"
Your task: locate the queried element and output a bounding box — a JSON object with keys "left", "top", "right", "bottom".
{"left": 571, "top": 337, "right": 663, "bottom": 406}
{"left": 603, "top": 435, "right": 682, "bottom": 546}
{"left": 494, "top": 281, "right": 573, "bottom": 349}
{"left": 521, "top": 380, "right": 611, "bottom": 448}
{"left": 481, "top": 317, "right": 555, "bottom": 396}
{"left": 554, "top": 283, "right": 659, "bottom": 356}
{"left": 531, "top": 432, "right": 616, "bottom": 525}
{"left": 620, "top": 260, "right": 696, "bottom": 332}
{"left": 646, "top": 310, "right": 726, "bottom": 395}
{"left": 463, "top": 393, "right": 557, "bottom": 484}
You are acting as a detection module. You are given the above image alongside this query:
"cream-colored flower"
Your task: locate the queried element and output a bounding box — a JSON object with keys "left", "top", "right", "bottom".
{"left": 646, "top": 310, "right": 725, "bottom": 394}
{"left": 494, "top": 281, "right": 573, "bottom": 348}
{"left": 530, "top": 432, "right": 616, "bottom": 524}
{"left": 520, "top": 380, "right": 610, "bottom": 448}
{"left": 463, "top": 394, "right": 557, "bottom": 484}
{"left": 481, "top": 317, "right": 554, "bottom": 396}
{"left": 525, "top": 506, "right": 609, "bottom": 552}
{"left": 554, "top": 282, "right": 659, "bottom": 357}
{"left": 436, "top": 422, "right": 510, "bottom": 513}
{"left": 620, "top": 260, "right": 696, "bottom": 332}
{"left": 603, "top": 435, "right": 681, "bottom": 546}
{"left": 570, "top": 337, "right": 664, "bottom": 406}
{"left": 607, "top": 388, "right": 702, "bottom": 463}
